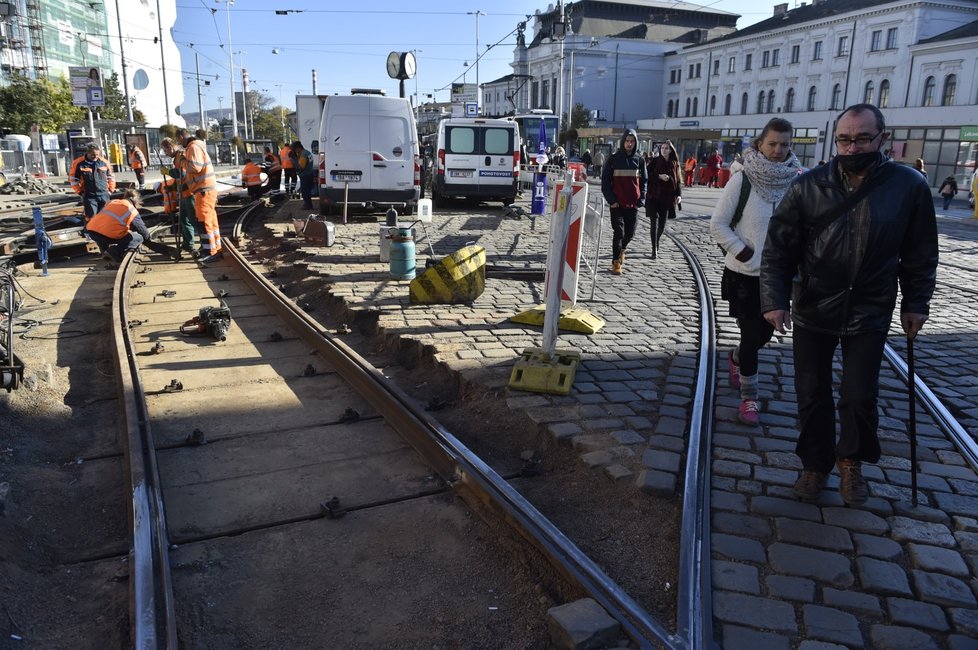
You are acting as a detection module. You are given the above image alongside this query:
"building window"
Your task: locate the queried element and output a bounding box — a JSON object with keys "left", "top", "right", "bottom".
{"left": 807, "top": 85, "right": 817, "bottom": 111}
{"left": 531, "top": 81, "right": 539, "bottom": 109}
{"left": 772, "top": 49, "right": 780, "bottom": 66}
{"left": 879, "top": 79, "right": 890, "bottom": 108}
{"left": 791, "top": 45, "right": 800, "bottom": 64}
{"left": 864, "top": 80, "right": 875, "bottom": 104}
{"left": 689, "top": 64, "right": 695, "bottom": 79}
{"left": 942, "top": 74, "right": 957, "bottom": 105}
{"left": 669, "top": 69, "right": 675, "bottom": 84}
{"left": 713, "top": 60, "right": 719, "bottom": 76}
{"left": 709, "top": 95, "right": 716, "bottom": 114}
{"left": 886, "top": 27, "right": 897, "bottom": 49}
{"left": 728, "top": 56, "right": 735, "bottom": 73}
{"left": 831, "top": 83, "right": 842, "bottom": 110}
{"left": 541, "top": 79, "right": 550, "bottom": 108}
{"left": 766, "top": 89, "right": 776, "bottom": 113}
{"left": 667, "top": 99, "right": 673, "bottom": 117}
{"left": 785, "top": 87, "right": 795, "bottom": 112}
{"left": 685, "top": 97, "right": 691, "bottom": 116}
{"left": 762, "top": 51, "right": 770, "bottom": 68}
{"left": 724, "top": 94, "right": 732, "bottom": 115}
{"left": 757, "top": 91, "right": 765, "bottom": 114}
{"left": 923, "top": 76, "right": 935, "bottom": 106}
{"left": 837, "top": 35, "right": 849, "bottom": 57}
{"left": 745, "top": 53, "right": 752, "bottom": 70}
{"left": 813, "top": 41, "right": 823, "bottom": 60}
{"left": 870, "top": 30, "right": 882, "bottom": 51}
{"left": 693, "top": 97, "right": 698, "bottom": 116}
{"left": 695, "top": 63, "right": 701, "bottom": 78}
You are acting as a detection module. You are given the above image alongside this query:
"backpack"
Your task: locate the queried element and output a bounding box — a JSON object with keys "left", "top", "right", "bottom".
{"left": 718, "top": 173, "right": 751, "bottom": 253}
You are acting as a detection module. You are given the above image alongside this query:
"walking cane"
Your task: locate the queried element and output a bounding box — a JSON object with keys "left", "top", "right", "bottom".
{"left": 907, "top": 333, "right": 918, "bottom": 507}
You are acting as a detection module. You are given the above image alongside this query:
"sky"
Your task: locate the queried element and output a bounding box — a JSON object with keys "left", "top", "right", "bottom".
{"left": 171, "top": 1, "right": 775, "bottom": 119}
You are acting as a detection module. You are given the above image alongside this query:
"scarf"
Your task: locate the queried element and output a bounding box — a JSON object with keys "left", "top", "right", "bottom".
{"left": 741, "top": 147, "right": 801, "bottom": 204}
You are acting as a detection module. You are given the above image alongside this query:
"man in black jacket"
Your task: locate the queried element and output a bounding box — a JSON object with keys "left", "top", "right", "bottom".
{"left": 759, "top": 104, "right": 938, "bottom": 506}
{"left": 600, "top": 129, "right": 647, "bottom": 275}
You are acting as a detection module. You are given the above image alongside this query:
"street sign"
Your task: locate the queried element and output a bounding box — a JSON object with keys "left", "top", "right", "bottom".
{"left": 69, "top": 66, "right": 103, "bottom": 107}
{"left": 88, "top": 87, "right": 105, "bottom": 107}
{"left": 451, "top": 83, "right": 477, "bottom": 103}
{"left": 464, "top": 102, "right": 478, "bottom": 117}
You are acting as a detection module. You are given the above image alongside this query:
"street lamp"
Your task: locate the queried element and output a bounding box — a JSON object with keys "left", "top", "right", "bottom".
{"left": 467, "top": 10, "right": 485, "bottom": 111}
{"left": 236, "top": 50, "right": 249, "bottom": 139}
{"left": 274, "top": 83, "right": 286, "bottom": 144}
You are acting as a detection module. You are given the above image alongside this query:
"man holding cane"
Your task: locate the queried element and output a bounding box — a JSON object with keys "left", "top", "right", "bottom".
{"left": 759, "top": 104, "right": 938, "bottom": 506}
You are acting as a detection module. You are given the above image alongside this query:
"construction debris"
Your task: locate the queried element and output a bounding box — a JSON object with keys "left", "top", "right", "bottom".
{"left": 0, "top": 175, "right": 65, "bottom": 196}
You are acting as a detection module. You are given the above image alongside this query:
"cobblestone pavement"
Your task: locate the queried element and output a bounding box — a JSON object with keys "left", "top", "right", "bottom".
{"left": 269, "top": 185, "right": 978, "bottom": 648}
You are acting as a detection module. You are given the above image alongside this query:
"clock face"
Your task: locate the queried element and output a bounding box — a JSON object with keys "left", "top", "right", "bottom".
{"left": 386, "top": 51, "right": 401, "bottom": 79}
{"left": 402, "top": 51, "right": 416, "bottom": 79}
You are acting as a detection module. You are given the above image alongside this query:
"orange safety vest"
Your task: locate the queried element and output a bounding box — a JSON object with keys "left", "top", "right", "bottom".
{"left": 279, "top": 146, "right": 294, "bottom": 169}
{"left": 87, "top": 199, "right": 138, "bottom": 239}
{"left": 264, "top": 152, "right": 281, "bottom": 173}
{"left": 159, "top": 177, "right": 179, "bottom": 214}
{"left": 241, "top": 161, "right": 263, "bottom": 187}
{"left": 183, "top": 139, "right": 216, "bottom": 193}
{"left": 129, "top": 148, "right": 146, "bottom": 170}
{"left": 684, "top": 157, "right": 697, "bottom": 172}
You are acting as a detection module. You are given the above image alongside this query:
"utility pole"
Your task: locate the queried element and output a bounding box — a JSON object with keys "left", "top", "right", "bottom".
{"left": 155, "top": 0, "right": 170, "bottom": 124}
{"left": 195, "top": 52, "right": 204, "bottom": 131}
{"left": 113, "top": 0, "right": 135, "bottom": 129}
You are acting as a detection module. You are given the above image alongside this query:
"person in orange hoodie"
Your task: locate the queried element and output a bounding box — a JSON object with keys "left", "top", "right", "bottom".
{"left": 69, "top": 143, "right": 116, "bottom": 222}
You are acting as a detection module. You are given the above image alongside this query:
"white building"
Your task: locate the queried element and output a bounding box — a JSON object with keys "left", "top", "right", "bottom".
{"left": 638, "top": 0, "right": 978, "bottom": 184}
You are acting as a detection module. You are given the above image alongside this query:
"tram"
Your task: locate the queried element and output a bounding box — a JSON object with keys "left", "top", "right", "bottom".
{"left": 512, "top": 109, "right": 559, "bottom": 159}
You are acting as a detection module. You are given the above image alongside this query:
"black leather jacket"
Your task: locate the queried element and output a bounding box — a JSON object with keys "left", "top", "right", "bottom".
{"left": 759, "top": 155, "right": 938, "bottom": 336}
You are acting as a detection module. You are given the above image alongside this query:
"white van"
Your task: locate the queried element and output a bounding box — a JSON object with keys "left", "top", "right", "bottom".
{"left": 318, "top": 89, "right": 420, "bottom": 215}
{"left": 432, "top": 117, "right": 521, "bottom": 207}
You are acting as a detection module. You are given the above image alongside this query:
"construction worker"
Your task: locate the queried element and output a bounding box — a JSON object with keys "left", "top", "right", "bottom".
{"left": 127, "top": 143, "right": 147, "bottom": 189}
{"left": 241, "top": 156, "right": 264, "bottom": 200}
{"left": 263, "top": 146, "right": 282, "bottom": 193}
{"left": 86, "top": 189, "right": 175, "bottom": 263}
{"left": 280, "top": 141, "right": 297, "bottom": 196}
{"left": 160, "top": 137, "right": 198, "bottom": 257}
{"left": 69, "top": 143, "right": 116, "bottom": 222}
{"left": 176, "top": 127, "right": 223, "bottom": 264}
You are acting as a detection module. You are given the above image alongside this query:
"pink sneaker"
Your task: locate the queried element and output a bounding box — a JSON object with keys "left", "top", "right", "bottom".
{"left": 738, "top": 399, "right": 760, "bottom": 426}
{"left": 728, "top": 350, "right": 741, "bottom": 388}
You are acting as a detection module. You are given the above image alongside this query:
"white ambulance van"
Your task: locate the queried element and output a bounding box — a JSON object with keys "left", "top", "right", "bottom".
{"left": 318, "top": 89, "right": 420, "bottom": 215}
{"left": 432, "top": 117, "right": 521, "bottom": 207}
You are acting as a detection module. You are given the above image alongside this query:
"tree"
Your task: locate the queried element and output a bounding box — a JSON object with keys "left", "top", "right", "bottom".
{"left": 0, "top": 73, "right": 84, "bottom": 133}
{"left": 99, "top": 72, "right": 144, "bottom": 122}
{"left": 558, "top": 103, "right": 591, "bottom": 148}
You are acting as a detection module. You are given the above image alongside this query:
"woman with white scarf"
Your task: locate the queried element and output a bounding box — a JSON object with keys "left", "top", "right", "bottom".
{"left": 711, "top": 118, "right": 801, "bottom": 426}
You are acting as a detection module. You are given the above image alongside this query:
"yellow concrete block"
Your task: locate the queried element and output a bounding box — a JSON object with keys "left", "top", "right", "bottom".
{"left": 409, "top": 245, "right": 486, "bottom": 304}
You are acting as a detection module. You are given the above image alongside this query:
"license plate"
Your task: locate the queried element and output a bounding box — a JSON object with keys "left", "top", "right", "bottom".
{"left": 449, "top": 170, "right": 473, "bottom": 178}
{"left": 333, "top": 173, "right": 360, "bottom": 182}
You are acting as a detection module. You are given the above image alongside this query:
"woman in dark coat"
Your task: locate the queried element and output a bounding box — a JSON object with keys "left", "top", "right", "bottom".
{"left": 645, "top": 141, "right": 681, "bottom": 258}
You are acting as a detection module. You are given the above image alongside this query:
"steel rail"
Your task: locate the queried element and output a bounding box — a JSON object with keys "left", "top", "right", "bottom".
{"left": 226, "top": 207, "right": 677, "bottom": 648}
{"left": 884, "top": 341, "right": 978, "bottom": 472}
{"left": 112, "top": 252, "right": 178, "bottom": 649}
{"left": 665, "top": 230, "right": 719, "bottom": 650}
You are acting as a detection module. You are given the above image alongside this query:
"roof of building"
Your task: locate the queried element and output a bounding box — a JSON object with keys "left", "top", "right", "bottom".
{"left": 918, "top": 17, "right": 978, "bottom": 44}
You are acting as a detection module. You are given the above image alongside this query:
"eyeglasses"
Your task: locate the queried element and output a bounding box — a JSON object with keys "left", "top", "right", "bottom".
{"left": 834, "top": 131, "right": 882, "bottom": 149}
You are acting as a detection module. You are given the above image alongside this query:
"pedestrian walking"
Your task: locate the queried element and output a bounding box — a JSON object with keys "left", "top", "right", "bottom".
{"left": 69, "top": 143, "right": 116, "bottom": 223}
{"left": 581, "top": 149, "right": 592, "bottom": 175}
{"left": 646, "top": 141, "right": 681, "bottom": 259}
{"left": 86, "top": 189, "right": 175, "bottom": 263}
{"left": 176, "top": 127, "right": 223, "bottom": 263}
{"left": 938, "top": 175, "right": 958, "bottom": 210}
{"left": 711, "top": 118, "right": 801, "bottom": 426}
{"left": 280, "top": 142, "right": 297, "bottom": 196}
{"left": 760, "top": 103, "right": 938, "bottom": 505}
{"left": 705, "top": 148, "right": 723, "bottom": 187}
{"left": 292, "top": 141, "right": 317, "bottom": 210}
{"left": 127, "top": 144, "right": 147, "bottom": 189}
{"left": 593, "top": 149, "right": 606, "bottom": 179}
{"left": 160, "top": 137, "right": 198, "bottom": 257}
{"left": 600, "top": 129, "right": 647, "bottom": 275}
{"left": 684, "top": 154, "right": 697, "bottom": 187}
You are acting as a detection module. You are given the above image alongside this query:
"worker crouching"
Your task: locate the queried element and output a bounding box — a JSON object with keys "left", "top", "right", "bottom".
{"left": 86, "top": 189, "right": 176, "bottom": 263}
{"left": 241, "top": 157, "right": 264, "bottom": 200}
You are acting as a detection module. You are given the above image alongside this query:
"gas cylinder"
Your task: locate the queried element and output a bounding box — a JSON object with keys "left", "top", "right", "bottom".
{"left": 389, "top": 227, "right": 416, "bottom": 280}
